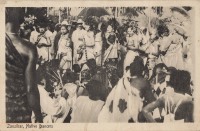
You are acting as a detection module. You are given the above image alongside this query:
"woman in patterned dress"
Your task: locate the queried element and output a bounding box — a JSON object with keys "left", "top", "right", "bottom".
{"left": 57, "top": 25, "right": 72, "bottom": 70}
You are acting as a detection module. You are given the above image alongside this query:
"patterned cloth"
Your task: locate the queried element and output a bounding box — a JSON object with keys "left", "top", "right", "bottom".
{"left": 98, "top": 77, "right": 144, "bottom": 122}
{"left": 104, "top": 58, "right": 119, "bottom": 87}
{"left": 57, "top": 34, "right": 72, "bottom": 70}
{"left": 6, "top": 34, "right": 32, "bottom": 123}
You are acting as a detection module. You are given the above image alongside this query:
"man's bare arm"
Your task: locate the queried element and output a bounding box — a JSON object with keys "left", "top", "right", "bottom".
{"left": 25, "top": 45, "right": 43, "bottom": 122}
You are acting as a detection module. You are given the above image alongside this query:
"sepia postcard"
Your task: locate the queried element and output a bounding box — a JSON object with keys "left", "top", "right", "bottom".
{"left": 0, "top": 0, "right": 200, "bottom": 130}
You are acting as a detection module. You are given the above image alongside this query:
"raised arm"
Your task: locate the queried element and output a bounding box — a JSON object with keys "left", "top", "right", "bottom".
{"left": 25, "top": 45, "right": 43, "bottom": 123}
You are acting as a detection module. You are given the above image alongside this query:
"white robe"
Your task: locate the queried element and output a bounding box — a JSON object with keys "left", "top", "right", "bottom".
{"left": 70, "top": 96, "right": 104, "bottom": 123}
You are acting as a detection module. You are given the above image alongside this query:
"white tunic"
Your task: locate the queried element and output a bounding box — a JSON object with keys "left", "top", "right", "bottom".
{"left": 78, "top": 31, "right": 95, "bottom": 65}
{"left": 36, "top": 31, "right": 53, "bottom": 61}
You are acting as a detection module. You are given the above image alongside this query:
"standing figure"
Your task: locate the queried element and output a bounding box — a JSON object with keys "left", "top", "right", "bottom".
{"left": 57, "top": 25, "right": 72, "bottom": 70}
{"left": 124, "top": 26, "right": 140, "bottom": 73}
{"left": 30, "top": 25, "right": 39, "bottom": 44}
{"left": 103, "top": 25, "right": 119, "bottom": 63}
{"left": 157, "top": 25, "right": 185, "bottom": 70}
{"left": 77, "top": 22, "right": 96, "bottom": 66}
{"left": 71, "top": 19, "right": 87, "bottom": 66}
{"left": 103, "top": 25, "right": 120, "bottom": 87}
{"left": 50, "top": 23, "right": 61, "bottom": 59}
{"left": 5, "top": 8, "right": 42, "bottom": 123}
{"left": 35, "top": 23, "right": 52, "bottom": 63}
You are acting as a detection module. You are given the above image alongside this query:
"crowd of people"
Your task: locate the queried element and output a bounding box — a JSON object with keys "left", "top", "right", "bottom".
{"left": 6, "top": 7, "right": 194, "bottom": 123}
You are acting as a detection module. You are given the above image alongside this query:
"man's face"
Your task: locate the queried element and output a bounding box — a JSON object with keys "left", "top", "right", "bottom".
{"left": 147, "top": 59, "right": 156, "bottom": 70}
{"left": 84, "top": 24, "right": 90, "bottom": 31}
{"left": 77, "top": 24, "right": 83, "bottom": 30}
{"left": 107, "top": 25, "right": 114, "bottom": 34}
{"left": 39, "top": 27, "right": 45, "bottom": 34}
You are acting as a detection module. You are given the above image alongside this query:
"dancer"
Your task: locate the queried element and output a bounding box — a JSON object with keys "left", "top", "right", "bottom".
{"left": 98, "top": 56, "right": 156, "bottom": 122}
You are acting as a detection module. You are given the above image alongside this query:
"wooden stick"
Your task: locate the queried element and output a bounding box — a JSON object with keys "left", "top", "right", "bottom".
{"left": 57, "top": 70, "right": 64, "bottom": 87}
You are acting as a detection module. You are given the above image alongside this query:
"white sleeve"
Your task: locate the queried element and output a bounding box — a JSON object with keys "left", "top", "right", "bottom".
{"left": 30, "top": 32, "right": 37, "bottom": 44}
{"left": 29, "top": 34, "right": 34, "bottom": 43}
{"left": 38, "top": 86, "right": 67, "bottom": 116}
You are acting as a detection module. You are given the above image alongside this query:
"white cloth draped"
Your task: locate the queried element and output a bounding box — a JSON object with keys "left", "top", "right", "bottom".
{"left": 98, "top": 77, "right": 143, "bottom": 122}
{"left": 70, "top": 96, "right": 104, "bottom": 123}
{"left": 32, "top": 84, "right": 77, "bottom": 123}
